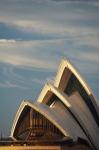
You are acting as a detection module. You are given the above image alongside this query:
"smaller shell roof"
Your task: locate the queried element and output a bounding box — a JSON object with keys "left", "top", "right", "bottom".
{"left": 10, "top": 100, "right": 71, "bottom": 140}
{"left": 37, "top": 83, "right": 71, "bottom": 108}
{"left": 37, "top": 83, "right": 99, "bottom": 149}
{"left": 37, "top": 82, "right": 93, "bottom": 135}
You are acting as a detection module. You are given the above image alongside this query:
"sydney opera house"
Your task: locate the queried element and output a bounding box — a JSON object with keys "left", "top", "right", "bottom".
{"left": 0, "top": 59, "right": 99, "bottom": 150}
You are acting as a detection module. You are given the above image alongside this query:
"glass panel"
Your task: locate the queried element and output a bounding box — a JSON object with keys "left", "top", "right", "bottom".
{"left": 16, "top": 107, "right": 63, "bottom": 140}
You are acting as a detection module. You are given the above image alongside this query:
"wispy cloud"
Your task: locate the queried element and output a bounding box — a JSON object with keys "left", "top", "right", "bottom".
{"left": 0, "top": 0, "right": 99, "bottom": 36}
{"left": 0, "top": 63, "right": 51, "bottom": 90}
{"left": 0, "top": 51, "right": 56, "bottom": 70}
{"left": 0, "top": 39, "right": 16, "bottom": 43}
{"left": 0, "top": 81, "right": 27, "bottom": 89}
{"left": 31, "top": 79, "right": 44, "bottom": 85}
{"left": 0, "top": 38, "right": 99, "bottom": 72}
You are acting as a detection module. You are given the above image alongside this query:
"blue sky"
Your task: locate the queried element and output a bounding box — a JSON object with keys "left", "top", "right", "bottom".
{"left": 0, "top": 0, "right": 99, "bottom": 136}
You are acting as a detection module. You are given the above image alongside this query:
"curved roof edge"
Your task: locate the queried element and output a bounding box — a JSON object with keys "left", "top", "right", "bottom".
{"left": 10, "top": 100, "right": 71, "bottom": 140}
{"left": 37, "top": 83, "right": 88, "bottom": 131}
{"left": 55, "top": 59, "right": 91, "bottom": 94}
{"left": 37, "top": 83, "right": 71, "bottom": 108}
{"left": 37, "top": 83, "right": 97, "bottom": 148}
{"left": 54, "top": 58, "right": 99, "bottom": 116}
{"left": 10, "top": 100, "right": 28, "bottom": 139}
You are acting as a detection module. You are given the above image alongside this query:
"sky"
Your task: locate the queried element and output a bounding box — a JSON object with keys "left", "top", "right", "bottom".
{"left": 0, "top": 0, "right": 99, "bottom": 137}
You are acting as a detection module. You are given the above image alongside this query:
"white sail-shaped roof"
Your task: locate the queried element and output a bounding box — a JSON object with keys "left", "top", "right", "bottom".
{"left": 10, "top": 100, "right": 71, "bottom": 140}
{"left": 54, "top": 59, "right": 99, "bottom": 119}
{"left": 10, "top": 58, "right": 99, "bottom": 150}
{"left": 54, "top": 59, "right": 99, "bottom": 149}
{"left": 37, "top": 83, "right": 93, "bottom": 146}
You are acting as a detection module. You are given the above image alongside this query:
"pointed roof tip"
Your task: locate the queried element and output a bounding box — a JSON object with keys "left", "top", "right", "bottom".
{"left": 41, "top": 82, "right": 54, "bottom": 92}
{"left": 46, "top": 82, "right": 53, "bottom": 87}
{"left": 56, "top": 57, "right": 99, "bottom": 116}
{"left": 61, "top": 57, "right": 69, "bottom": 61}
{"left": 58, "top": 58, "right": 72, "bottom": 71}
{"left": 61, "top": 56, "right": 70, "bottom": 62}
{"left": 61, "top": 57, "right": 73, "bottom": 66}
{"left": 46, "top": 82, "right": 50, "bottom": 86}
{"left": 21, "top": 99, "right": 28, "bottom": 104}
{"left": 20, "top": 99, "right": 33, "bottom": 106}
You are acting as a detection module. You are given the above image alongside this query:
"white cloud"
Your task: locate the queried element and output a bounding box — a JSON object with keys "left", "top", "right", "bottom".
{"left": 0, "top": 63, "right": 46, "bottom": 90}
{"left": 0, "top": 81, "right": 27, "bottom": 89}
{"left": 78, "top": 51, "right": 99, "bottom": 63}
{"left": 0, "top": 52, "right": 56, "bottom": 70}
{"left": 0, "top": 39, "right": 59, "bottom": 70}
{"left": 0, "top": 0, "right": 99, "bottom": 86}
{"left": 0, "top": 0, "right": 99, "bottom": 36}
{"left": 1, "top": 19, "right": 98, "bottom": 49}
{"left": 0, "top": 39, "right": 16, "bottom": 43}
{"left": 32, "top": 79, "right": 44, "bottom": 85}
{"left": 7, "top": 18, "right": 98, "bottom": 37}
{"left": 0, "top": 38, "right": 99, "bottom": 73}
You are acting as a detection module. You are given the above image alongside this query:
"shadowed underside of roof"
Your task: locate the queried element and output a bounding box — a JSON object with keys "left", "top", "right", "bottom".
{"left": 10, "top": 101, "right": 71, "bottom": 142}
{"left": 54, "top": 59, "right": 99, "bottom": 126}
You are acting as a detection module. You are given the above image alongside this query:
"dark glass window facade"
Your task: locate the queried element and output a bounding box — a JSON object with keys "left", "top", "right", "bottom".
{"left": 14, "top": 106, "right": 63, "bottom": 141}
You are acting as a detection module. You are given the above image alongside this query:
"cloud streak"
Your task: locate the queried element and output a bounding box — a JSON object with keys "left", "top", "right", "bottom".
{"left": 0, "top": 39, "right": 99, "bottom": 75}
{"left": 0, "top": 39, "right": 16, "bottom": 43}
{"left": 0, "top": 81, "right": 27, "bottom": 89}
{"left": 0, "top": 51, "right": 56, "bottom": 70}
